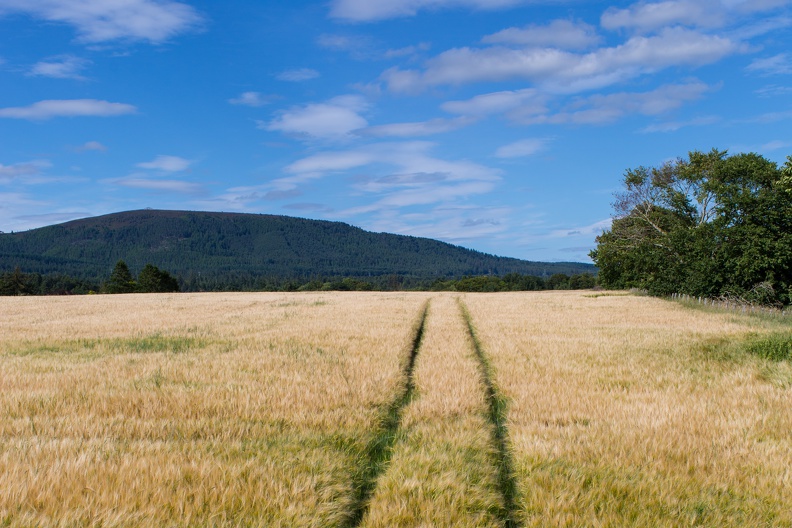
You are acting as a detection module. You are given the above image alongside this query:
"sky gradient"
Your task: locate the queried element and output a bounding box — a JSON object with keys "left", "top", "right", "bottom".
{"left": 1, "top": 0, "right": 791, "bottom": 262}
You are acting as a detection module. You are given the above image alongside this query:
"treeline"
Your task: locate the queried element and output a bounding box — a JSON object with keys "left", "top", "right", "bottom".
{"left": 592, "top": 149, "right": 792, "bottom": 306}
{"left": 0, "top": 266, "right": 597, "bottom": 296}
{"left": 0, "top": 261, "right": 179, "bottom": 295}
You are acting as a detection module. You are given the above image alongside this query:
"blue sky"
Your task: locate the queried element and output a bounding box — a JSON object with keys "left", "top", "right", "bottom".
{"left": 1, "top": 0, "right": 791, "bottom": 263}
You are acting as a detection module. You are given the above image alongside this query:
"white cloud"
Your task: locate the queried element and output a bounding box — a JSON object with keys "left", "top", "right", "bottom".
{"left": 0, "top": 99, "right": 137, "bottom": 120}
{"left": 0, "top": 160, "right": 51, "bottom": 183}
{"left": 601, "top": 1, "right": 719, "bottom": 32}
{"left": 754, "top": 84, "right": 792, "bottom": 97}
{"left": 640, "top": 115, "right": 720, "bottom": 133}
{"left": 747, "top": 53, "right": 792, "bottom": 75}
{"left": 517, "top": 82, "right": 710, "bottom": 125}
{"left": 276, "top": 68, "right": 320, "bottom": 81}
{"left": 228, "top": 91, "right": 272, "bottom": 107}
{"left": 266, "top": 95, "right": 369, "bottom": 141}
{"left": 357, "top": 116, "right": 475, "bottom": 137}
{"left": 547, "top": 218, "right": 612, "bottom": 239}
{"left": 111, "top": 177, "right": 203, "bottom": 193}
{"left": 0, "top": 0, "right": 203, "bottom": 43}
{"left": 76, "top": 140, "right": 108, "bottom": 152}
{"left": 495, "top": 138, "right": 549, "bottom": 158}
{"left": 384, "top": 42, "right": 431, "bottom": 58}
{"left": 382, "top": 28, "right": 742, "bottom": 93}
{"left": 442, "top": 88, "right": 547, "bottom": 117}
{"left": 329, "top": 0, "right": 530, "bottom": 22}
{"left": 483, "top": 20, "right": 601, "bottom": 50}
{"left": 601, "top": 0, "right": 792, "bottom": 33}
{"left": 136, "top": 155, "right": 192, "bottom": 172}
{"left": 28, "top": 55, "right": 90, "bottom": 79}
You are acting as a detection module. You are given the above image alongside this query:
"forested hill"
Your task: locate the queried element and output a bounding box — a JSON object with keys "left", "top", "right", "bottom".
{"left": 0, "top": 210, "right": 593, "bottom": 287}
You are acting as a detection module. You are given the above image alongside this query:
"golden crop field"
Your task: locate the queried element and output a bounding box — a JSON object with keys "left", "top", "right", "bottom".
{"left": 1, "top": 291, "right": 790, "bottom": 527}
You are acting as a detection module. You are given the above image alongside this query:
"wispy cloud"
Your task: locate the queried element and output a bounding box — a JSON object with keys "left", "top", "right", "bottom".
{"left": 0, "top": 99, "right": 137, "bottom": 120}
{"left": 483, "top": 19, "right": 601, "bottom": 50}
{"left": 76, "top": 141, "right": 108, "bottom": 152}
{"left": 495, "top": 138, "right": 550, "bottom": 158}
{"left": 329, "top": 0, "right": 531, "bottom": 22}
{"left": 0, "top": 160, "right": 52, "bottom": 183}
{"left": 517, "top": 82, "right": 711, "bottom": 125}
{"left": 357, "top": 116, "right": 474, "bottom": 138}
{"left": 640, "top": 115, "right": 720, "bottom": 133}
{"left": 265, "top": 95, "right": 369, "bottom": 141}
{"left": 27, "top": 55, "right": 90, "bottom": 79}
{"left": 381, "top": 28, "right": 743, "bottom": 93}
{"left": 0, "top": 0, "right": 203, "bottom": 44}
{"left": 747, "top": 53, "right": 792, "bottom": 75}
{"left": 228, "top": 91, "right": 273, "bottom": 107}
{"left": 276, "top": 68, "right": 320, "bottom": 81}
{"left": 443, "top": 88, "right": 547, "bottom": 117}
{"left": 110, "top": 177, "right": 204, "bottom": 194}
{"left": 136, "top": 155, "right": 192, "bottom": 172}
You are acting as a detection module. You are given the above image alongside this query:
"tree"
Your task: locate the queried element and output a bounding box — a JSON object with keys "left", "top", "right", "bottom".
{"left": 591, "top": 149, "right": 792, "bottom": 305}
{"left": 0, "top": 267, "right": 32, "bottom": 296}
{"left": 137, "top": 264, "right": 180, "bottom": 293}
{"left": 104, "top": 260, "right": 137, "bottom": 294}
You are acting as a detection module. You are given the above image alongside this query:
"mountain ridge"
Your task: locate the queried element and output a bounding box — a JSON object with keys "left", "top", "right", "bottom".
{"left": 0, "top": 209, "right": 594, "bottom": 288}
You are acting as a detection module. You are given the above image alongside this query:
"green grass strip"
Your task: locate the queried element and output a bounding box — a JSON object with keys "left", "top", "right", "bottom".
{"left": 459, "top": 299, "right": 521, "bottom": 528}
{"left": 343, "top": 300, "right": 430, "bottom": 527}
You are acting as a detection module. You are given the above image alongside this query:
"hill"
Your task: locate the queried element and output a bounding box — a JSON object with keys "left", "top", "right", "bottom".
{"left": 0, "top": 210, "right": 594, "bottom": 289}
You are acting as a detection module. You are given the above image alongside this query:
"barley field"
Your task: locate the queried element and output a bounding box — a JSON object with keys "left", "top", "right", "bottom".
{"left": 1, "top": 291, "right": 790, "bottom": 527}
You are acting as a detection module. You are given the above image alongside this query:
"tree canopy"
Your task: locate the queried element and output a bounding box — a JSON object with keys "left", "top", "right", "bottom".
{"left": 591, "top": 149, "right": 792, "bottom": 306}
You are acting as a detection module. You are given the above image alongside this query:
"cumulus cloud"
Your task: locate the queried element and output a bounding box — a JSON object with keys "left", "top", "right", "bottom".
{"left": 495, "top": 138, "right": 549, "bottom": 158}
{"left": 357, "top": 116, "right": 475, "bottom": 137}
{"left": 28, "top": 55, "right": 90, "bottom": 79}
{"left": 483, "top": 20, "right": 601, "bottom": 50}
{"left": 228, "top": 91, "right": 272, "bottom": 107}
{"left": 382, "top": 28, "right": 743, "bottom": 93}
{"left": 265, "top": 95, "right": 369, "bottom": 141}
{"left": 276, "top": 68, "right": 320, "bottom": 81}
{"left": 0, "top": 0, "right": 203, "bottom": 43}
{"left": 0, "top": 99, "right": 137, "bottom": 120}
{"left": 329, "top": 0, "right": 530, "bottom": 22}
{"left": 136, "top": 155, "right": 192, "bottom": 172}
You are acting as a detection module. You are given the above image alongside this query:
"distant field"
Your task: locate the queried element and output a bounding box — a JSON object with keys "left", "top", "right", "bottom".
{"left": 1, "top": 291, "right": 790, "bottom": 527}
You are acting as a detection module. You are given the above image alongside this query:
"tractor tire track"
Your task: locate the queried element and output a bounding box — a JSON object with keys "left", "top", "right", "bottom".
{"left": 343, "top": 300, "right": 430, "bottom": 527}
{"left": 459, "top": 298, "right": 521, "bottom": 528}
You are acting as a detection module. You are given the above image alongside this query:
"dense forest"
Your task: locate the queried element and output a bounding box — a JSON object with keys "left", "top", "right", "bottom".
{"left": 0, "top": 209, "right": 594, "bottom": 293}
{"left": 0, "top": 264, "right": 596, "bottom": 295}
{"left": 592, "top": 150, "right": 792, "bottom": 307}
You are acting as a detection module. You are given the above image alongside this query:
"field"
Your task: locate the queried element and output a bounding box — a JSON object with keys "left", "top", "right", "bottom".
{"left": 1, "top": 291, "right": 791, "bottom": 527}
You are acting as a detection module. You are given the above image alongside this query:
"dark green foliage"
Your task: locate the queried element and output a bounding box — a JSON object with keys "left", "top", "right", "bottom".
{"left": 592, "top": 151, "right": 792, "bottom": 306}
{"left": 0, "top": 269, "right": 97, "bottom": 295}
{"left": 137, "top": 264, "right": 180, "bottom": 293}
{"left": 0, "top": 210, "right": 594, "bottom": 291}
{"left": 431, "top": 272, "right": 596, "bottom": 292}
{"left": 103, "top": 260, "right": 136, "bottom": 294}
{"left": 0, "top": 267, "right": 32, "bottom": 295}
